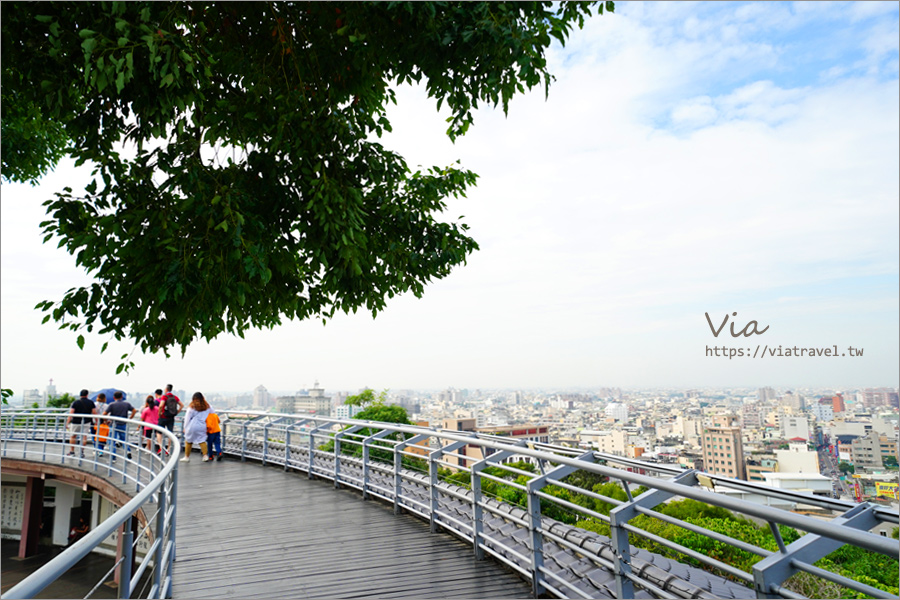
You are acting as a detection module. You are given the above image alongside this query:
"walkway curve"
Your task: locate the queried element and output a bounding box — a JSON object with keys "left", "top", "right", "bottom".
{"left": 171, "top": 458, "right": 533, "bottom": 599}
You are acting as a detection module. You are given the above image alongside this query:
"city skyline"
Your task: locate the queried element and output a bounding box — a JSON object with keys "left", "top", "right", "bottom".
{"left": 2, "top": 2, "right": 898, "bottom": 396}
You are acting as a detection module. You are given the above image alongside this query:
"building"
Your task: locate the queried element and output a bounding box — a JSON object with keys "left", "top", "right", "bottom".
{"left": 831, "top": 394, "right": 846, "bottom": 415}
{"left": 579, "top": 430, "right": 628, "bottom": 457}
{"left": 758, "top": 387, "right": 777, "bottom": 403}
{"left": 781, "top": 391, "right": 805, "bottom": 411}
{"left": 863, "top": 388, "right": 900, "bottom": 409}
{"left": 746, "top": 457, "right": 778, "bottom": 482}
{"left": 604, "top": 403, "right": 628, "bottom": 423}
{"left": 849, "top": 431, "right": 884, "bottom": 469}
{"left": 275, "top": 382, "right": 332, "bottom": 415}
{"left": 332, "top": 404, "right": 365, "bottom": 420}
{"left": 762, "top": 473, "right": 832, "bottom": 497}
{"left": 774, "top": 442, "right": 819, "bottom": 473}
{"left": 22, "top": 389, "right": 41, "bottom": 407}
{"left": 780, "top": 416, "right": 809, "bottom": 442}
{"left": 809, "top": 402, "right": 833, "bottom": 422}
{"left": 701, "top": 424, "right": 745, "bottom": 480}
{"left": 252, "top": 385, "right": 271, "bottom": 409}
{"left": 42, "top": 379, "right": 57, "bottom": 408}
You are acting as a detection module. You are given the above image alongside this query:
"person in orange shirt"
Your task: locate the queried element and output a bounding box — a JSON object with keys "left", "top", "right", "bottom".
{"left": 206, "top": 408, "right": 223, "bottom": 462}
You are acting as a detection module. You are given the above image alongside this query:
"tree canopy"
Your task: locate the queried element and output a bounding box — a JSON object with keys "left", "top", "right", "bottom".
{"left": 2, "top": 1, "right": 610, "bottom": 371}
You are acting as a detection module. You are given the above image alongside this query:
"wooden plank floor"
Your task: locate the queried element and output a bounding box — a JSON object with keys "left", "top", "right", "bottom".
{"left": 171, "top": 457, "right": 534, "bottom": 599}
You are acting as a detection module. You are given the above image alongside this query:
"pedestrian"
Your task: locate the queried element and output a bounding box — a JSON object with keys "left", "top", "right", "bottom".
{"left": 90, "top": 392, "right": 107, "bottom": 447}
{"left": 140, "top": 395, "right": 160, "bottom": 453}
{"left": 156, "top": 385, "right": 183, "bottom": 456}
{"left": 206, "top": 406, "right": 223, "bottom": 462}
{"left": 180, "top": 392, "right": 211, "bottom": 463}
{"left": 67, "top": 517, "right": 90, "bottom": 546}
{"left": 66, "top": 389, "right": 96, "bottom": 457}
{"left": 104, "top": 391, "right": 136, "bottom": 462}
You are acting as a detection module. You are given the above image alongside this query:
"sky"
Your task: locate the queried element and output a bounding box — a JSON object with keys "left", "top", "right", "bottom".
{"left": 2, "top": 1, "right": 898, "bottom": 398}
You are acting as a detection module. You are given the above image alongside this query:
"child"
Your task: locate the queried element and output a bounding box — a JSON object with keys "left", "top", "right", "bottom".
{"left": 206, "top": 408, "right": 223, "bottom": 462}
{"left": 95, "top": 421, "right": 110, "bottom": 455}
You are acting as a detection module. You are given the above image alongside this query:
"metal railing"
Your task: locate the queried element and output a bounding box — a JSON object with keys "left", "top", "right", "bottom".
{"left": 218, "top": 410, "right": 898, "bottom": 599}
{"left": 2, "top": 408, "right": 897, "bottom": 599}
{"left": 1, "top": 409, "right": 181, "bottom": 599}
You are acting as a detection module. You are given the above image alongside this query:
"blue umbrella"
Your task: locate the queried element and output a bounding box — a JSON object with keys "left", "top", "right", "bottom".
{"left": 89, "top": 388, "right": 127, "bottom": 402}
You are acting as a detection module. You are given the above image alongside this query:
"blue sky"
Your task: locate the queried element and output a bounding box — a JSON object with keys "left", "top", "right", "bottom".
{"left": 1, "top": 1, "right": 898, "bottom": 396}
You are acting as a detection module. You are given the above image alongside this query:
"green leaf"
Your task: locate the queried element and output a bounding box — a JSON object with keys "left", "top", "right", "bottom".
{"left": 78, "top": 29, "right": 96, "bottom": 38}
{"left": 76, "top": 334, "right": 85, "bottom": 350}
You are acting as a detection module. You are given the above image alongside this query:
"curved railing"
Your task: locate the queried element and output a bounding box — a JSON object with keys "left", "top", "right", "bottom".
{"left": 216, "top": 410, "right": 898, "bottom": 600}
{"left": 2, "top": 408, "right": 897, "bottom": 599}
{"left": 1, "top": 409, "right": 181, "bottom": 599}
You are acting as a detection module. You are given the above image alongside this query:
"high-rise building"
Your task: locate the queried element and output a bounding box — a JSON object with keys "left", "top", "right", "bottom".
{"left": 253, "top": 385, "right": 271, "bottom": 408}
{"left": 758, "top": 387, "right": 777, "bottom": 403}
{"left": 831, "top": 393, "right": 846, "bottom": 414}
{"left": 42, "top": 379, "right": 57, "bottom": 408}
{"left": 23, "top": 389, "right": 41, "bottom": 407}
{"left": 702, "top": 422, "right": 745, "bottom": 480}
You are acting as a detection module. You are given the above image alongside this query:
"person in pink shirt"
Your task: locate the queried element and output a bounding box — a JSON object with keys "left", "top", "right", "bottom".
{"left": 140, "top": 395, "right": 161, "bottom": 453}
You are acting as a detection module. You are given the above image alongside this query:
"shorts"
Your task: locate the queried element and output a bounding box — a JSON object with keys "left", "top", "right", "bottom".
{"left": 68, "top": 422, "right": 89, "bottom": 437}
{"left": 158, "top": 417, "right": 175, "bottom": 431}
{"left": 143, "top": 428, "right": 154, "bottom": 438}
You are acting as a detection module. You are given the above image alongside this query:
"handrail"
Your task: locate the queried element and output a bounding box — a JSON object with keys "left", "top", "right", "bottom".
{"left": 1, "top": 411, "right": 181, "bottom": 599}
{"left": 4, "top": 408, "right": 895, "bottom": 599}
{"left": 217, "top": 410, "right": 899, "bottom": 599}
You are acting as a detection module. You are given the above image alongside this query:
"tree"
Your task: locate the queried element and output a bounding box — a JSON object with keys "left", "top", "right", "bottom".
{"left": 882, "top": 455, "right": 897, "bottom": 468}
{"left": 2, "top": 2, "right": 611, "bottom": 372}
{"left": 345, "top": 387, "right": 387, "bottom": 408}
{"left": 46, "top": 392, "right": 78, "bottom": 409}
{"left": 838, "top": 460, "right": 855, "bottom": 475}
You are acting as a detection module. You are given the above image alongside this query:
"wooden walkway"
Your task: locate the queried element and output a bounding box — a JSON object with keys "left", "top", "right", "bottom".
{"left": 171, "top": 456, "right": 534, "bottom": 599}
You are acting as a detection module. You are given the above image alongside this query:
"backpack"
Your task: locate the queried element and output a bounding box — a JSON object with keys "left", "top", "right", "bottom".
{"left": 161, "top": 393, "right": 179, "bottom": 417}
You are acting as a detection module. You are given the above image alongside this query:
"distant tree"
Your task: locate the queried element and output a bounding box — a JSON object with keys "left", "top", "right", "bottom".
{"left": 882, "top": 455, "right": 898, "bottom": 468}
{"left": 46, "top": 392, "right": 77, "bottom": 409}
{"left": 345, "top": 388, "right": 388, "bottom": 408}
{"left": 838, "top": 460, "right": 855, "bottom": 475}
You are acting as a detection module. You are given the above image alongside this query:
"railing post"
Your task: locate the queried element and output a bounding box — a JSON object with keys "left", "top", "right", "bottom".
{"left": 393, "top": 434, "right": 430, "bottom": 515}
{"left": 428, "top": 440, "right": 468, "bottom": 534}
{"left": 152, "top": 483, "right": 167, "bottom": 597}
{"left": 118, "top": 516, "right": 134, "bottom": 599}
{"left": 471, "top": 461, "right": 485, "bottom": 561}
{"left": 428, "top": 447, "right": 440, "bottom": 533}
{"left": 752, "top": 503, "right": 880, "bottom": 599}
{"left": 525, "top": 476, "right": 547, "bottom": 598}
{"left": 240, "top": 421, "right": 248, "bottom": 462}
{"left": 334, "top": 429, "right": 343, "bottom": 488}
{"left": 308, "top": 424, "right": 321, "bottom": 479}
{"left": 284, "top": 428, "right": 292, "bottom": 472}
{"left": 262, "top": 423, "right": 269, "bottom": 466}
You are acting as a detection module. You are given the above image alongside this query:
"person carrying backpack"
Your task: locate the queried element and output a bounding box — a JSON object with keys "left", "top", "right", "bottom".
{"left": 156, "top": 384, "right": 183, "bottom": 456}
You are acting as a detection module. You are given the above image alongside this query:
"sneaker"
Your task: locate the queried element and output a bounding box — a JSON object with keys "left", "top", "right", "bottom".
{"left": 179, "top": 456, "right": 190, "bottom": 463}
{"left": 80, "top": 451, "right": 85, "bottom": 458}
{"left": 201, "top": 455, "right": 209, "bottom": 462}
{"left": 217, "top": 453, "right": 224, "bottom": 462}
{"left": 126, "top": 452, "right": 132, "bottom": 460}
{"left": 67, "top": 451, "right": 75, "bottom": 457}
